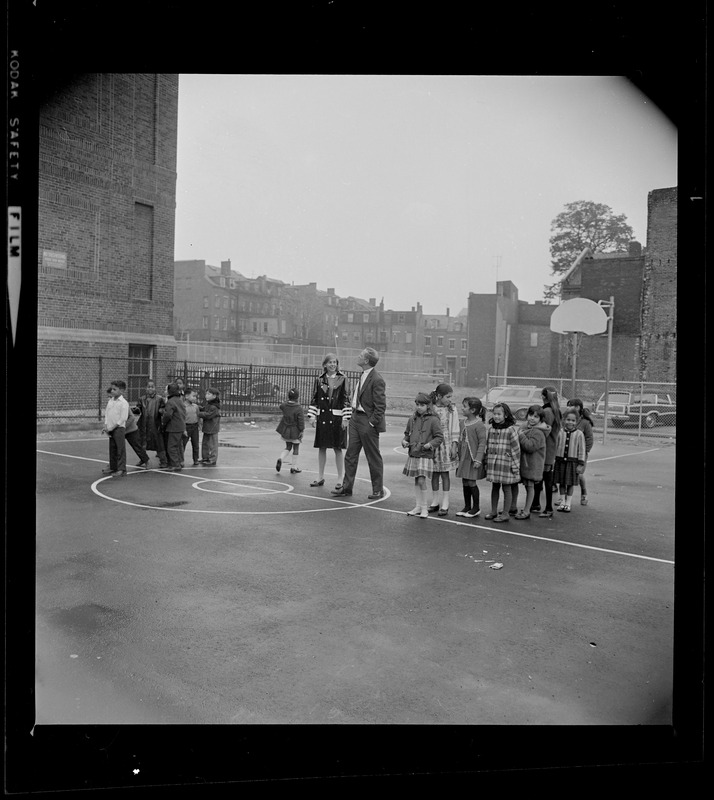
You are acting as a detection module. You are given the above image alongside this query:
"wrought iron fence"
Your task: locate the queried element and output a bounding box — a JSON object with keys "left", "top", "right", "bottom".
{"left": 486, "top": 375, "right": 677, "bottom": 440}
{"left": 37, "top": 354, "right": 457, "bottom": 427}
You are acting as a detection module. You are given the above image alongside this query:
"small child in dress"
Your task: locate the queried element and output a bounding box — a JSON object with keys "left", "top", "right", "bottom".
{"left": 427, "top": 383, "right": 461, "bottom": 517}
{"left": 197, "top": 387, "right": 221, "bottom": 466}
{"left": 484, "top": 402, "right": 521, "bottom": 523}
{"left": 553, "top": 410, "right": 587, "bottom": 512}
{"left": 276, "top": 388, "right": 305, "bottom": 474}
{"left": 567, "top": 398, "right": 594, "bottom": 505}
{"left": 454, "top": 396, "right": 487, "bottom": 518}
{"left": 515, "top": 405, "right": 549, "bottom": 519}
{"left": 401, "top": 392, "right": 444, "bottom": 518}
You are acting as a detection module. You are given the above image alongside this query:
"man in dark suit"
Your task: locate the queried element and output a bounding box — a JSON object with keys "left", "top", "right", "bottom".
{"left": 332, "top": 347, "right": 386, "bottom": 499}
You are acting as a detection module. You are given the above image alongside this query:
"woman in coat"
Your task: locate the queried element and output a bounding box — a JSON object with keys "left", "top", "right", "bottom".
{"left": 307, "top": 353, "right": 351, "bottom": 489}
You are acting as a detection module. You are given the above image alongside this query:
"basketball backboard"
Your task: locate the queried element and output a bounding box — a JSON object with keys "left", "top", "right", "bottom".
{"left": 550, "top": 297, "right": 608, "bottom": 335}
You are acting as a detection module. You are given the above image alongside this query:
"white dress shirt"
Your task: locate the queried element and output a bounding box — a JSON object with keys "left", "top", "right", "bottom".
{"left": 352, "top": 366, "right": 373, "bottom": 411}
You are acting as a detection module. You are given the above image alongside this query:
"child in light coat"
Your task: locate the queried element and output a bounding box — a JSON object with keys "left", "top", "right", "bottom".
{"left": 402, "top": 392, "right": 444, "bottom": 518}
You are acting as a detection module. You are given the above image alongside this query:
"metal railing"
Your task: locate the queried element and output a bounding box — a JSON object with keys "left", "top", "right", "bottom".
{"left": 36, "top": 354, "right": 454, "bottom": 426}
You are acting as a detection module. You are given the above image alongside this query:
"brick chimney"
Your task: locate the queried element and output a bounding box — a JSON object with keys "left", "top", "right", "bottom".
{"left": 369, "top": 298, "right": 376, "bottom": 306}
{"left": 220, "top": 259, "right": 231, "bottom": 276}
{"left": 628, "top": 241, "right": 642, "bottom": 257}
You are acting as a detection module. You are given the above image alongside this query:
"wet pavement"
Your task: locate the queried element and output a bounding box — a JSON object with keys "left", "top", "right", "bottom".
{"left": 34, "top": 420, "right": 675, "bottom": 725}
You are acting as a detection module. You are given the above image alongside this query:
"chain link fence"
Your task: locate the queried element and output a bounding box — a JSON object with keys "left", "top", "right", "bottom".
{"left": 486, "top": 375, "right": 677, "bottom": 440}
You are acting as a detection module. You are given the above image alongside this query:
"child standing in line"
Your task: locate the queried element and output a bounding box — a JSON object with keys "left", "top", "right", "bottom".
{"left": 101, "top": 380, "right": 130, "bottom": 477}
{"left": 276, "top": 388, "right": 305, "bottom": 474}
{"left": 161, "top": 382, "right": 186, "bottom": 471}
{"left": 567, "top": 398, "right": 594, "bottom": 505}
{"left": 553, "top": 410, "right": 587, "bottom": 512}
{"left": 454, "top": 396, "right": 487, "bottom": 518}
{"left": 427, "top": 383, "right": 460, "bottom": 517}
{"left": 532, "top": 386, "right": 563, "bottom": 518}
{"left": 124, "top": 401, "right": 150, "bottom": 469}
{"left": 182, "top": 387, "right": 201, "bottom": 466}
{"left": 198, "top": 387, "right": 221, "bottom": 466}
{"left": 515, "top": 405, "right": 549, "bottom": 519}
{"left": 484, "top": 402, "right": 521, "bottom": 523}
{"left": 138, "top": 379, "right": 167, "bottom": 468}
{"left": 401, "top": 392, "right": 444, "bottom": 518}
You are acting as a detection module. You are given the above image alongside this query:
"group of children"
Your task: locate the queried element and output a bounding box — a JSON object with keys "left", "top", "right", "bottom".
{"left": 401, "top": 383, "right": 594, "bottom": 521}
{"left": 101, "top": 378, "right": 222, "bottom": 476}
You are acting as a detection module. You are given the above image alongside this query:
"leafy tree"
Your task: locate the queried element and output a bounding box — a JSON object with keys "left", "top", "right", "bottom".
{"left": 543, "top": 201, "right": 634, "bottom": 300}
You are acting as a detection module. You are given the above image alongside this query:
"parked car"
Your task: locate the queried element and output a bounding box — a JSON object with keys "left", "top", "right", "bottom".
{"left": 481, "top": 385, "right": 569, "bottom": 421}
{"left": 594, "top": 391, "right": 676, "bottom": 428}
{"left": 231, "top": 379, "right": 282, "bottom": 402}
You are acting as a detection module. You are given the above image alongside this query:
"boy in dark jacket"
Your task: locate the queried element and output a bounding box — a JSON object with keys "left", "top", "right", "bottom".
{"left": 198, "top": 387, "right": 221, "bottom": 466}
{"left": 161, "top": 382, "right": 186, "bottom": 471}
{"left": 276, "top": 388, "right": 305, "bottom": 474}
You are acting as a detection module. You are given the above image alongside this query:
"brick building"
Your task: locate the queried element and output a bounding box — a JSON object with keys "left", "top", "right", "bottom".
{"left": 38, "top": 73, "right": 179, "bottom": 404}
{"left": 421, "top": 309, "right": 469, "bottom": 384}
{"left": 466, "top": 186, "right": 677, "bottom": 386}
{"left": 559, "top": 187, "right": 677, "bottom": 382}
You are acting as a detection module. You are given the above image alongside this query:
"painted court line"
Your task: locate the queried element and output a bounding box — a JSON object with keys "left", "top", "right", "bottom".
{"left": 38, "top": 448, "right": 673, "bottom": 562}
{"left": 589, "top": 448, "right": 661, "bottom": 462}
{"left": 363, "top": 504, "right": 674, "bottom": 565}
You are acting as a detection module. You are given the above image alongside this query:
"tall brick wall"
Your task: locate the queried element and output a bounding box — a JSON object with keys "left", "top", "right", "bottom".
{"left": 37, "top": 74, "right": 179, "bottom": 412}
{"left": 38, "top": 74, "right": 178, "bottom": 337}
{"left": 466, "top": 293, "right": 497, "bottom": 384}
{"left": 640, "top": 187, "right": 677, "bottom": 381}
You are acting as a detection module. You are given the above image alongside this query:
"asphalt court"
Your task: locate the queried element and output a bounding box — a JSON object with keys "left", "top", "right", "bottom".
{"left": 38, "top": 424, "right": 675, "bottom": 562}
{"left": 34, "top": 422, "right": 676, "bottom": 724}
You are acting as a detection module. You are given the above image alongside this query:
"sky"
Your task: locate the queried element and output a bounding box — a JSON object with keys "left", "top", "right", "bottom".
{"left": 174, "top": 75, "right": 677, "bottom": 315}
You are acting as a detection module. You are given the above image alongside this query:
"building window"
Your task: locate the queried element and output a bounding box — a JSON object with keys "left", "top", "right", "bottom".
{"left": 362, "top": 313, "right": 369, "bottom": 323}
{"left": 231, "top": 318, "right": 236, "bottom": 330}
{"left": 406, "top": 332, "right": 413, "bottom": 344}
{"left": 461, "top": 339, "right": 467, "bottom": 350}
{"left": 132, "top": 203, "right": 154, "bottom": 300}
{"left": 214, "top": 316, "right": 220, "bottom": 329}
{"left": 379, "top": 330, "right": 387, "bottom": 343}
{"left": 128, "top": 344, "right": 154, "bottom": 401}
{"left": 253, "top": 322, "right": 258, "bottom": 333}
{"left": 392, "top": 331, "right": 399, "bottom": 343}
{"left": 342, "top": 332, "right": 348, "bottom": 341}
{"left": 530, "top": 332, "right": 538, "bottom": 347}
{"left": 203, "top": 296, "right": 209, "bottom": 308}
{"left": 425, "top": 335, "right": 431, "bottom": 347}
{"left": 230, "top": 298, "right": 236, "bottom": 310}
{"left": 220, "top": 277, "right": 226, "bottom": 288}
{"left": 222, "top": 317, "right": 227, "bottom": 330}
{"left": 460, "top": 357, "right": 467, "bottom": 368}
{"left": 353, "top": 332, "right": 360, "bottom": 341}
{"left": 437, "top": 336, "right": 444, "bottom": 347}
{"left": 398, "top": 314, "right": 405, "bottom": 323}
{"left": 215, "top": 295, "right": 220, "bottom": 307}
{"left": 449, "top": 339, "right": 455, "bottom": 350}
{"left": 202, "top": 316, "right": 208, "bottom": 328}
{"left": 281, "top": 320, "right": 287, "bottom": 334}
{"left": 263, "top": 322, "right": 268, "bottom": 333}
{"left": 347, "top": 313, "right": 354, "bottom": 323}
{"left": 223, "top": 297, "right": 228, "bottom": 309}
